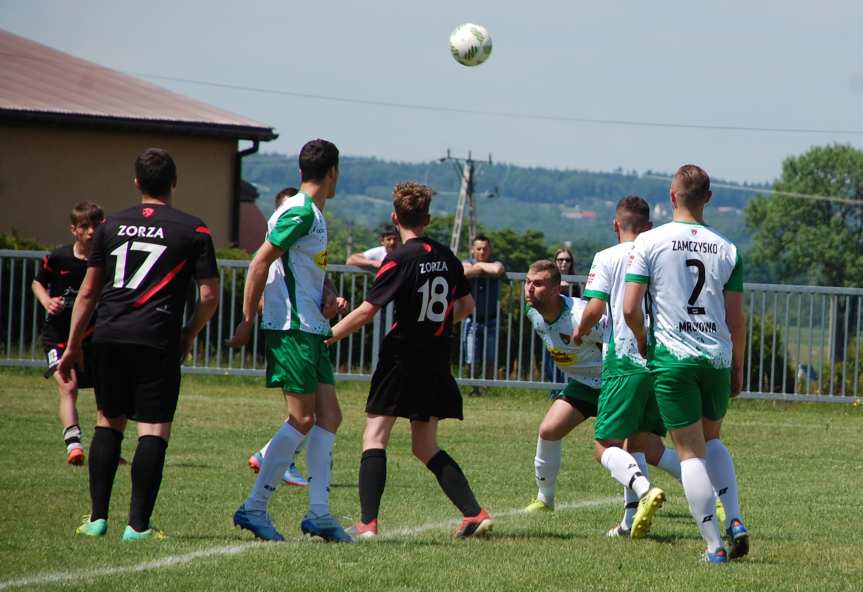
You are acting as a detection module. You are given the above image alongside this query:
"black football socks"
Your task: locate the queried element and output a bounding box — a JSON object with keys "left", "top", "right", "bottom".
{"left": 426, "top": 449, "right": 482, "bottom": 517}
{"left": 88, "top": 426, "right": 123, "bottom": 520}
{"left": 128, "top": 435, "right": 168, "bottom": 532}
{"left": 359, "top": 448, "right": 387, "bottom": 524}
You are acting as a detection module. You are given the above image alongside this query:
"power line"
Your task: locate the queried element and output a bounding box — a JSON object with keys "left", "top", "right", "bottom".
{"left": 127, "top": 71, "right": 863, "bottom": 137}
{"left": 4, "top": 48, "right": 863, "bottom": 135}
{"left": 643, "top": 175, "right": 862, "bottom": 206}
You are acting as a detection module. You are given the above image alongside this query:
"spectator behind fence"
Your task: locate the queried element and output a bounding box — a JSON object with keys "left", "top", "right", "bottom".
{"left": 553, "top": 247, "right": 581, "bottom": 297}
{"left": 346, "top": 225, "right": 400, "bottom": 271}
{"left": 545, "top": 246, "right": 579, "bottom": 391}
{"left": 462, "top": 235, "right": 506, "bottom": 393}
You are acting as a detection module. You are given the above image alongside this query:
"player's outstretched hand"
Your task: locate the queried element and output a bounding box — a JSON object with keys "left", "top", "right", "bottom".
{"left": 571, "top": 329, "right": 583, "bottom": 346}
{"left": 56, "top": 346, "right": 82, "bottom": 386}
{"left": 336, "top": 296, "right": 348, "bottom": 315}
{"left": 225, "top": 319, "right": 253, "bottom": 349}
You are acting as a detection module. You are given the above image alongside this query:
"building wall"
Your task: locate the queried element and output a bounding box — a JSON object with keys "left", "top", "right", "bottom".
{"left": 0, "top": 124, "right": 237, "bottom": 248}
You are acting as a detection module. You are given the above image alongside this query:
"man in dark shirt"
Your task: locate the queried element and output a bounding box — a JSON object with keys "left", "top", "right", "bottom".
{"left": 32, "top": 201, "right": 104, "bottom": 465}
{"left": 326, "top": 182, "right": 493, "bottom": 539}
{"left": 462, "top": 235, "right": 506, "bottom": 391}
{"left": 58, "top": 148, "right": 220, "bottom": 541}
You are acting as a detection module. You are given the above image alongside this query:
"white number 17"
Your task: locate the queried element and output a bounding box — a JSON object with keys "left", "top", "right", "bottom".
{"left": 110, "top": 241, "right": 167, "bottom": 288}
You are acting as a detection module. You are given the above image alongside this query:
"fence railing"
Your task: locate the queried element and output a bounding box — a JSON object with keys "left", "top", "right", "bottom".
{"left": 2, "top": 250, "right": 860, "bottom": 403}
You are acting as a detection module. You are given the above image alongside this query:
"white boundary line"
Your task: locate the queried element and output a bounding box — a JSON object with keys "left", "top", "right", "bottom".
{"left": 0, "top": 497, "right": 616, "bottom": 590}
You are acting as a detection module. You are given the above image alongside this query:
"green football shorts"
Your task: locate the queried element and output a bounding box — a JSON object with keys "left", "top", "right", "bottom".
{"left": 594, "top": 372, "right": 666, "bottom": 441}
{"left": 552, "top": 380, "right": 600, "bottom": 418}
{"left": 265, "top": 330, "right": 334, "bottom": 394}
{"left": 651, "top": 365, "right": 731, "bottom": 430}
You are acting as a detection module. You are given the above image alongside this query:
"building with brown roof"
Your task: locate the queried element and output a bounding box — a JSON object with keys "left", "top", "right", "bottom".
{"left": 0, "top": 29, "right": 276, "bottom": 248}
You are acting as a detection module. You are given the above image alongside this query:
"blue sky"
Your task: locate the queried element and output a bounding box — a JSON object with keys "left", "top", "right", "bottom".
{"left": 2, "top": 0, "right": 862, "bottom": 182}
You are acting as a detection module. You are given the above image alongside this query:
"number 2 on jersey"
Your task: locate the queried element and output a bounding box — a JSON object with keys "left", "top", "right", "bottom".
{"left": 110, "top": 241, "right": 167, "bottom": 288}
{"left": 685, "top": 259, "right": 706, "bottom": 315}
{"left": 417, "top": 276, "right": 449, "bottom": 322}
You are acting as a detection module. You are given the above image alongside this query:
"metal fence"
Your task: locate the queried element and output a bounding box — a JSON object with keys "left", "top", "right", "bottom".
{"left": 2, "top": 250, "right": 861, "bottom": 403}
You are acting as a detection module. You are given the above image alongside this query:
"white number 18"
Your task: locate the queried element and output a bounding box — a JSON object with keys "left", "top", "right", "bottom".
{"left": 417, "top": 276, "right": 449, "bottom": 323}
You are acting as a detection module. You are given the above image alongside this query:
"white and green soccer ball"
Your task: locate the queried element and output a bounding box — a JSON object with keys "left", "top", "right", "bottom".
{"left": 449, "top": 23, "right": 492, "bottom": 67}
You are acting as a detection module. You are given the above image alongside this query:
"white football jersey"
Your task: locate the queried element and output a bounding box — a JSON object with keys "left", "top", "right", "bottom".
{"left": 261, "top": 192, "right": 331, "bottom": 335}
{"left": 627, "top": 221, "right": 743, "bottom": 368}
{"left": 584, "top": 241, "right": 649, "bottom": 376}
{"left": 526, "top": 295, "right": 606, "bottom": 389}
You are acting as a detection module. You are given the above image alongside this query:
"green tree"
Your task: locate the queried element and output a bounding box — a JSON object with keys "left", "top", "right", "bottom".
{"left": 484, "top": 228, "right": 548, "bottom": 273}
{"left": 745, "top": 144, "right": 863, "bottom": 287}
{"left": 745, "top": 144, "right": 863, "bottom": 362}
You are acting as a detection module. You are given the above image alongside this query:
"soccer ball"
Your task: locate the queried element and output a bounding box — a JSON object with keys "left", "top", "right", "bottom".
{"left": 449, "top": 23, "right": 492, "bottom": 67}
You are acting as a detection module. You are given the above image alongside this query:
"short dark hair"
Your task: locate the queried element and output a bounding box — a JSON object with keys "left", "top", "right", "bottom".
{"left": 392, "top": 182, "right": 432, "bottom": 228}
{"left": 70, "top": 201, "right": 104, "bottom": 226}
{"left": 299, "top": 139, "right": 339, "bottom": 182}
{"left": 472, "top": 234, "right": 491, "bottom": 246}
{"left": 673, "top": 164, "right": 711, "bottom": 207}
{"left": 616, "top": 195, "right": 651, "bottom": 232}
{"left": 379, "top": 224, "right": 398, "bottom": 238}
{"left": 528, "top": 259, "right": 561, "bottom": 286}
{"left": 275, "top": 187, "right": 298, "bottom": 208}
{"left": 135, "top": 148, "right": 176, "bottom": 197}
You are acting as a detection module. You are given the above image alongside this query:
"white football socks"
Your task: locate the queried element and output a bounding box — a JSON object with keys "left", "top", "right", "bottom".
{"left": 259, "top": 425, "right": 306, "bottom": 461}
{"left": 534, "top": 437, "right": 562, "bottom": 506}
{"left": 601, "top": 446, "right": 650, "bottom": 498}
{"left": 656, "top": 447, "right": 682, "bottom": 482}
{"left": 620, "top": 452, "right": 649, "bottom": 529}
{"left": 705, "top": 438, "right": 742, "bottom": 529}
{"left": 246, "top": 421, "right": 305, "bottom": 512}
{"left": 680, "top": 457, "right": 723, "bottom": 553}
{"left": 306, "top": 425, "right": 336, "bottom": 517}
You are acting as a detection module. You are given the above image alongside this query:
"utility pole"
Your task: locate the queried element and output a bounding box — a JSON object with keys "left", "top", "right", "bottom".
{"left": 440, "top": 149, "right": 492, "bottom": 255}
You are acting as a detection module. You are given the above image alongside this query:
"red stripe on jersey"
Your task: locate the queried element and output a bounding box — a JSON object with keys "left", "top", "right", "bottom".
{"left": 195, "top": 226, "right": 211, "bottom": 235}
{"left": 421, "top": 243, "right": 432, "bottom": 253}
{"left": 42, "top": 255, "right": 52, "bottom": 272}
{"left": 391, "top": 321, "right": 399, "bottom": 331}
{"left": 434, "top": 288, "right": 457, "bottom": 337}
{"left": 375, "top": 260, "right": 397, "bottom": 280}
{"left": 133, "top": 259, "right": 187, "bottom": 308}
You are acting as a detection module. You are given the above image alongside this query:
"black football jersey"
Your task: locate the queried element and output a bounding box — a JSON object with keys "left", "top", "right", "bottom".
{"left": 366, "top": 237, "right": 470, "bottom": 362}
{"left": 87, "top": 203, "right": 219, "bottom": 349}
{"left": 34, "top": 244, "right": 90, "bottom": 345}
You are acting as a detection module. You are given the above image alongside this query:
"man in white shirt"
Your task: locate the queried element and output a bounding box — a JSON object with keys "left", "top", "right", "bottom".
{"left": 346, "top": 225, "right": 400, "bottom": 270}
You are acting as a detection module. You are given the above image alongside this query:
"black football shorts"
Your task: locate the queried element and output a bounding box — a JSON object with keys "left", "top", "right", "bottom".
{"left": 44, "top": 341, "right": 94, "bottom": 389}
{"left": 91, "top": 342, "right": 181, "bottom": 423}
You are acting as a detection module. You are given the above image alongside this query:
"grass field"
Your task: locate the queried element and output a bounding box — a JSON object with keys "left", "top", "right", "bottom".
{"left": 1, "top": 367, "right": 861, "bottom": 591}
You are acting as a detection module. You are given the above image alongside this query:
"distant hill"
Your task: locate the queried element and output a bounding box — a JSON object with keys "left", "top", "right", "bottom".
{"left": 244, "top": 153, "right": 768, "bottom": 247}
